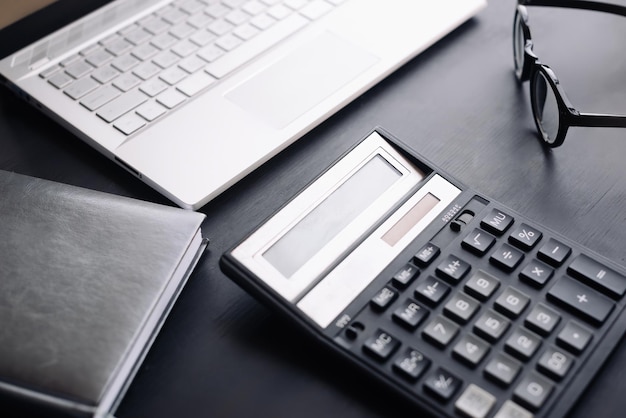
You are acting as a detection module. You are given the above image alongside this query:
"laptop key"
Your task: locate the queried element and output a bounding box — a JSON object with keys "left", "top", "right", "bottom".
{"left": 80, "top": 85, "right": 122, "bottom": 111}
{"left": 97, "top": 90, "right": 148, "bottom": 122}
{"left": 64, "top": 77, "right": 100, "bottom": 100}
{"left": 177, "top": 71, "right": 216, "bottom": 96}
{"left": 156, "top": 88, "right": 186, "bottom": 109}
{"left": 113, "top": 112, "right": 146, "bottom": 135}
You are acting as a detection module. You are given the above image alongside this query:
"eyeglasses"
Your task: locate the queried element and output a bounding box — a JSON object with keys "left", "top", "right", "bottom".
{"left": 514, "top": 0, "right": 626, "bottom": 147}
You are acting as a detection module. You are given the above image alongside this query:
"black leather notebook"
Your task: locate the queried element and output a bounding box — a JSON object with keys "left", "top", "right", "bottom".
{"left": 0, "top": 170, "right": 208, "bottom": 417}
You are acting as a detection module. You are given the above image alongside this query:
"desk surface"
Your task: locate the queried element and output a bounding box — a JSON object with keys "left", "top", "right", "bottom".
{"left": 2, "top": 1, "right": 626, "bottom": 417}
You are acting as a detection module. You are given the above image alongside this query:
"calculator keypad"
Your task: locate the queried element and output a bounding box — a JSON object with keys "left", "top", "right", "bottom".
{"left": 340, "top": 205, "right": 626, "bottom": 418}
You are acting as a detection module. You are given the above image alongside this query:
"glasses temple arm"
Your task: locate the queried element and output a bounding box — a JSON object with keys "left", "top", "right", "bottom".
{"left": 520, "top": 0, "right": 626, "bottom": 18}
{"left": 572, "top": 112, "right": 626, "bottom": 128}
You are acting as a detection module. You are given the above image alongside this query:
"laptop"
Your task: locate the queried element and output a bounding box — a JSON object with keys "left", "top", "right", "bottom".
{"left": 0, "top": 0, "right": 486, "bottom": 209}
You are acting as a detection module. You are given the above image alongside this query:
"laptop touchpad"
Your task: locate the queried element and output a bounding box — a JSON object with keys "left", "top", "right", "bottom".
{"left": 226, "top": 32, "right": 379, "bottom": 130}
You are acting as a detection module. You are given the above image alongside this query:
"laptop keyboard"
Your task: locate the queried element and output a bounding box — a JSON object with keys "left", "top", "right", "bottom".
{"left": 38, "top": 0, "right": 344, "bottom": 135}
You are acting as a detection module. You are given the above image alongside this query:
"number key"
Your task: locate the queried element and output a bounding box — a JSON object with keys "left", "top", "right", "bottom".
{"left": 474, "top": 309, "right": 510, "bottom": 342}
{"left": 465, "top": 270, "right": 500, "bottom": 301}
{"left": 444, "top": 293, "right": 480, "bottom": 324}
{"left": 495, "top": 287, "right": 530, "bottom": 318}
{"left": 524, "top": 303, "right": 560, "bottom": 336}
{"left": 537, "top": 347, "right": 574, "bottom": 381}
{"left": 423, "top": 315, "right": 460, "bottom": 348}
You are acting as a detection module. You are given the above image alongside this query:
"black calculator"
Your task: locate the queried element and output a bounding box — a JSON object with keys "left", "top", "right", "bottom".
{"left": 220, "top": 128, "right": 626, "bottom": 418}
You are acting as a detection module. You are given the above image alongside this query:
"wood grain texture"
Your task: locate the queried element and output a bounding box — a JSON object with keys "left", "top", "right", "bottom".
{"left": 2, "top": 1, "right": 626, "bottom": 417}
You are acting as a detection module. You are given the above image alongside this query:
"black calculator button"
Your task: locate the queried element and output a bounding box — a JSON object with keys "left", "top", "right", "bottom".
{"left": 519, "top": 259, "right": 554, "bottom": 288}
{"left": 391, "top": 263, "right": 420, "bottom": 289}
{"left": 524, "top": 303, "right": 560, "bottom": 336}
{"left": 413, "top": 242, "right": 440, "bottom": 267}
{"left": 436, "top": 254, "right": 471, "bottom": 284}
{"left": 493, "top": 400, "right": 533, "bottom": 418}
{"left": 461, "top": 228, "right": 496, "bottom": 256}
{"left": 474, "top": 309, "right": 510, "bottom": 342}
{"left": 423, "top": 367, "right": 462, "bottom": 402}
{"left": 484, "top": 353, "right": 522, "bottom": 387}
{"left": 362, "top": 329, "right": 400, "bottom": 362}
{"left": 547, "top": 277, "right": 614, "bottom": 325}
{"left": 490, "top": 244, "right": 524, "bottom": 272}
{"left": 392, "top": 299, "right": 428, "bottom": 330}
{"left": 415, "top": 276, "right": 450, "bottom": 306}
{"left": 392, "top": 347, "right": 430, "bottom": 382}
{"left": 454, "top": 383, "right": 497, "bottom": 418}
{"left": 508, "top": 223, "right": 542, "bottom": 251}
{"left": 444, "top": 292, "right": 480, "bottom": 324}
{"left": 370, "top": 286, "right": 397, "bottom": 311}
{"left": 567, "top": 254, "right": 626, "bottom": 299}
{"left": 513, "top": 371, "right": 554, "bottom": 411}
{"left": 537, "top": 238, "right": 572, "bottom": 267}
{"left": 422, "top": 315, "right": 460, "bottom": 348}
{"left": 480, "top": 209, "right": 514, "bottom": 236}
{"left": 504, "top": 328, "right": 542, "bottom": 362}
{"left": 537, "top": 347, "right": 574, "bottom": 381}
{"left": 495, "top": 287, "right": 530, "bottom": 318}
{"left": 452, "top": 334, "right": 490, "bottom": 367}
{"left": 557, "top": 320, "right": 593, "bottom": 354}
{"left": 464, "top": 270, "right": 501, "bottom": 301}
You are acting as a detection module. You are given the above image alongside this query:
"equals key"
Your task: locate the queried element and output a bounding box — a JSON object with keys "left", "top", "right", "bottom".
{"left": 567, "top": 254, "right": 626, "bottom": 299}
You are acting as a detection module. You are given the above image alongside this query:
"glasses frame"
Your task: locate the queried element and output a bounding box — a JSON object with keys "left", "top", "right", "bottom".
{"left": 515, "top": 0, "right": 626, "bottom": 147}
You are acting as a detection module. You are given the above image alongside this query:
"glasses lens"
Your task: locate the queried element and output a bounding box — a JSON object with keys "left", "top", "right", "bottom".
{"left": 513, "top": 13, "right": 525, "bottom": 78}
{"left": 532, "top": 72, "right": 560, "bottom": 144}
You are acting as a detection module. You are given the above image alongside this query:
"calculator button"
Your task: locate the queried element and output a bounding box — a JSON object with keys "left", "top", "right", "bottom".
{"left": 509, "top": 223, "right": 542, "bottom": 251}
{"left": 370, "top": 286, "right": 397, "bottom": 311}
{"left": 423, "top": 367, "right": 462, "bottom": 402}
{"left": 490, "top": 244, "right": 524, "bottom": 272}
{"left": 537, "top": 238, "right": 572, "bottom": 267}
{"left": 444, "top": 292, "right": 480, "bottom": 324}
{"left": 495, "top": 287, "right": 530, "bottom": 318}
{"left": 480, "top": 208, "right": 514, "bottom": 236}
{"left": 519, "top": 259, "right": 554, "bottom": 288}
{"left": 474, "top": 309, "right": 510, "bottom": 342}
{"left": 484, "top": 353, "right": 522, "bottom": 387}
{"left": 524, "top": 303, "right": 560, "bottom": 336}
{"left": 392, "top": 347, "right": 430, "bottom": 381}
{"left": 391, "top": 263, "right": 420, "bottom": 288}
{"left": 493, "top": 400, "right": 533, "bottom": 418}
{"left": 454, "top": 383, "right": 497, "bottom": 418}
{"left": 413, "top": 242, "right": 440, "bottom": 266}
{"left": 422, "top": 315, "right": 460, "bottom": 348}
{"left": 557, "top": 320, "right": 593, "bottom": 354}
{"left": 464, "top": 270, "right": 500, "bottom": 301}
{"left": 392, "top": 299, "right": 428, "bottom": 330}
{"left": 362, "top": 329, "right": 400, "bottom": 362}
{"left": 567, "top": 254, "right": 626, "bottom": 299}
{"left": 513, "top": 371, "right": 554, "bottom": 411}
{"left": 537, "top": 347, "right": 574, "bottom": 381}
{"left": 462, "top": 228, "right": 496, "bottom": 256}
{"left": 415, "top": 276, "right": 450, "bottom": 306}
{"left": 452, "top": 334, "right": 490, "bottom": 367}
{"left": 547, "top": 277, "right": 614, "bottom": 325}
{"left": 436, "top": 254, "right": 471, "bottom": 283}
{"left": 505, "top": 328, "right": 542, "bottom": 361}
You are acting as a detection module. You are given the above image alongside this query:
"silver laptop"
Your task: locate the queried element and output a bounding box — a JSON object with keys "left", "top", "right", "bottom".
{"left": 0, "top": 0, "right": 486, "bottom": 209}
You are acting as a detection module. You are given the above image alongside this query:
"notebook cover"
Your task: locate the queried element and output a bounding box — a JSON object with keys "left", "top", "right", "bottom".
{"left": 0, "top": 170, "right": 207, "bottom": 417}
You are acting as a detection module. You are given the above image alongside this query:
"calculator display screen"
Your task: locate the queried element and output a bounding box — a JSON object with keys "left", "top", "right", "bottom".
{"left": 263, "top": 155, "right": 402, "bottom": 277}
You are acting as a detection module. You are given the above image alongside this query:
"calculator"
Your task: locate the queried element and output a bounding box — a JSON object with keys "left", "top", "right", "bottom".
{"left": 219, "top": 128, "right": 626, "bottom": 418}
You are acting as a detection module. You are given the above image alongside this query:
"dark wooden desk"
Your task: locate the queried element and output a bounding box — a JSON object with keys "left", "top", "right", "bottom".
{"left": 2, "top": 1, "right": 626, "bottom": 417}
